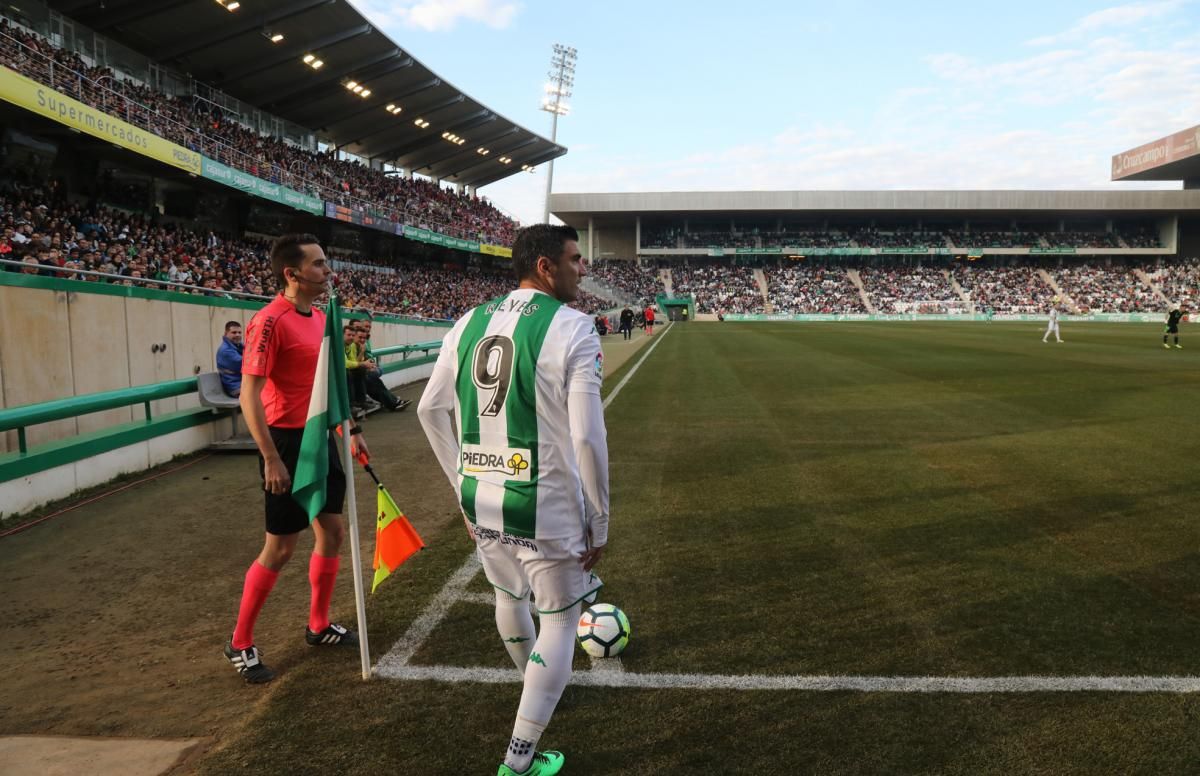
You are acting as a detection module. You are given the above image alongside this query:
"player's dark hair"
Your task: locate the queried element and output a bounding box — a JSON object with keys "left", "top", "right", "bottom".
{"left": 224, "top": 320, "right": 240, "bottom": 332}
{"left": 270, "top": 233, "right": 320, "bottom": 289}
{"left": 512, "top": 224, "right": 580, "bottom": 282}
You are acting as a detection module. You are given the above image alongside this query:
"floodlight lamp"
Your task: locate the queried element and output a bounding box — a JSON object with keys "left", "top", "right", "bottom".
{"left": 312, "top": 59, "right": 324, "bottom": 69}
{"left": 303, "top": 54, "right": 315, "bottom": 63}
{"left": 360, "top": 89, "right": 371, "bottom": 97}
{"left": 270, "top": 33, "right": 284, "bottom": 43}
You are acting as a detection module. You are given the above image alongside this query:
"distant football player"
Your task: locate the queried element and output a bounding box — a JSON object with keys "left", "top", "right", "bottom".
{"left": 1042, "top": 306, "right": 1062, "bottom": 343}
{"left": 1164, "top": 305, "right": 1184, "bottom": 349}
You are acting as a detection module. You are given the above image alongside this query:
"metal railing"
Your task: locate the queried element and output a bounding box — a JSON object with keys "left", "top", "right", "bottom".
{"left": 0, "top": 28, "right": 514, "bottom": 245}
{"left": 0, "top": 377, "right": 199, "bottom": 454}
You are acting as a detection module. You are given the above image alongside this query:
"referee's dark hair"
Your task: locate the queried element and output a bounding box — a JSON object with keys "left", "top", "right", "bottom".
{"left": 512, "top": 224, "right": 580, "bottom": 283}
{"left": 270, "top": 233, "right": 321, "bottom": 289}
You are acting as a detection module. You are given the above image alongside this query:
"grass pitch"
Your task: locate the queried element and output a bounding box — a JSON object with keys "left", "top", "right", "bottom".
{"left": 196, "top": 322, "right": 1200, "bottom": 774}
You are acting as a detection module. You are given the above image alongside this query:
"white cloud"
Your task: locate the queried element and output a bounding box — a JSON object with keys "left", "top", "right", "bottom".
{"left": 1028, "top": 0, "right": 1187, "bottom": 45}
{"left": 478, "top": 4, "right": 1197, "bottom": 223}
{"left": 348, "top": 0, "right": 521, "bottom": 32}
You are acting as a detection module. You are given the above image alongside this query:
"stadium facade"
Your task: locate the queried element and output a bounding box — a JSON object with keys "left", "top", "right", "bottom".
{"left": 551, "top": 124, "right": 1200, "bottom": 262}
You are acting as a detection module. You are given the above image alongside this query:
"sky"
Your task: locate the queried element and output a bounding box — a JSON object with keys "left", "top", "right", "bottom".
{"left": 349, "top": 0, "right": 1200, "bottom": 224}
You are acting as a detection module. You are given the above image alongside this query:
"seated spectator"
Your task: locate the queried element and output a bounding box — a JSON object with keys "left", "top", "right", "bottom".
{"left": 594, "top": 313, "right": 609, "bottom": 335}
{"left": 344, "top": 322, "right": 369, "bottom": 418}
{"left": 356, "top": 320, "right": 408, "bottom": 411}
{"left": 215, "top": 320, "right": 243, "bottom": 397}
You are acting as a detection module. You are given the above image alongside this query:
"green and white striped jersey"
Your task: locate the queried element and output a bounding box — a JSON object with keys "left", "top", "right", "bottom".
{"left": 418, "top": 289, "right": 607, "bottom": 541}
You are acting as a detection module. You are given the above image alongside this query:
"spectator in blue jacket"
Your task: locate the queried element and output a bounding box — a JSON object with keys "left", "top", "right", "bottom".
{"left": 216, "top": 320, "right": 243, "bottom": 397}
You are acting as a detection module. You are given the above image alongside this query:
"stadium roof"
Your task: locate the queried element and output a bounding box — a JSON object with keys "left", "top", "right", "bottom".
{"left": 550, "top": 190, "right": 1200, "bottom": 227}
{"left": 1111, "top": 124, "right": 1200, "bottom": 183}
{"left": 47, "top": 0, "right": 565, "bottom": 188}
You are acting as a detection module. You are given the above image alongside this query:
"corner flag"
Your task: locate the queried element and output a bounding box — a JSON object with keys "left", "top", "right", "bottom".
{"left": 373, "top": 484, "right": 425, "bottom": 592}
{"left": 292, "top": 293, "right": 352, "bottom": 520}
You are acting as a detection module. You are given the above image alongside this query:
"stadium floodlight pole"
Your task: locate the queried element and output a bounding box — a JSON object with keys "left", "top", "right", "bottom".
{"left": 540, "top": 43, "right": 576, "bottom": 224}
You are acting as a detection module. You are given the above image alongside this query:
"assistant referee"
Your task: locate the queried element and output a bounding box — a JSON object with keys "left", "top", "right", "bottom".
{"left": 224, "top": 234, "right": 369, "bottom": 684}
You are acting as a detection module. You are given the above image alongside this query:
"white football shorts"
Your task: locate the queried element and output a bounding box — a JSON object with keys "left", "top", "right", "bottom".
{"left": 473, "top": 526, "right": 603, "bottom": 614}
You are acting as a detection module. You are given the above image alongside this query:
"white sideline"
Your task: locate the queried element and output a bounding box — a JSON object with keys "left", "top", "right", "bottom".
{"left": 602, "top": 322, "right": 672, "bottom": 409}
{"left": 375, "top": 554, "right": 482, "bottom": 673}
{"left": 376, "top": 319, "right": 1198, "bottom": 694}
{"left": 374, "top": 665, "right": 1200, "bottom": 693}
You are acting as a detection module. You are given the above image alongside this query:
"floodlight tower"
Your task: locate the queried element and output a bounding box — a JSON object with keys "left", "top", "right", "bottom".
{"left": 540, "top": 43, "right": 576, "bottom": 224}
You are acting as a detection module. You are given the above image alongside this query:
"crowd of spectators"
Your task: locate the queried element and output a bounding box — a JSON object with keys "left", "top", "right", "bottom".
{"left": 0, "top": 18, "right": 517, "bottom": 245}
{"left": 588, "top": 259, "right": 662, "bottom": 305}
{"left": 1146, "top": 258, "right": 1200, "bottom": 308}
{"left": 639, "top": 223, "right": 1167, "bottom": 252}
{"left": 1118, "top": 228, "right": 1161, "bottom": 248}
{"left": 763, "top": 264, "right": 866, "bottom": 314}
{"left": 0, "top": 173, "right": 607, "bottom": 319}
{"left": 1045, "top": 231, "right": 1120, "bottom": 249}
{"left": 673, "top": 264, "right": 763, "bottom": 313}
{"left": 852, "top": 229, "right": 948, "bottom": 249}
{"left": 1049, "top": 264, "right": 1161, "bottom": 313}
{"left": 948, "top": 231, "right": 1040, "bottom": 249}
{"left": 858, "top": 266, "right": 960, "bottom": 313}
{"left": 952, "top": 265, "right": 1056, "bottom": 314}
{"left": 762, "top": 231, "right": 851, "bottom": 248}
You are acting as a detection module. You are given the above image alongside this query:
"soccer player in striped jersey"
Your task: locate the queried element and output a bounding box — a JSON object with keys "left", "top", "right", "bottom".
{"left": 418, "top": 224, "right": 609, "bottom": 776}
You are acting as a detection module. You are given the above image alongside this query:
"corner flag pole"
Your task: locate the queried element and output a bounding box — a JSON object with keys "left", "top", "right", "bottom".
{"left": 341, "top": 418, "right": 372, "bottom": 680}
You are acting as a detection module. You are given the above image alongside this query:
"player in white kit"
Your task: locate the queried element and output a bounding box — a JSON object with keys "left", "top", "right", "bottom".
{"left": 1043, "top": 306, "right": 1063, "bottom": 343}
{"left": 418, "top": 224, "right": 609, "bottom": 776}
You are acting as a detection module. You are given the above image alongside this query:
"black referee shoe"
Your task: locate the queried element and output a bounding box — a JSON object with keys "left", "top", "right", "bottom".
{"left": 224, "top": 640, "right": 276, "bottom": 684}
{"left": 305, "top": 622, "right": 359, "bottom": 647}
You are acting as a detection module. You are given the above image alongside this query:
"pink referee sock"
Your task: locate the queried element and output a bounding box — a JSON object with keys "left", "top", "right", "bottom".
{"left": 308, "top": 553, "right": 340, "bottom": 633}
{"left": 232, "top": 561, "right": 279, "bottom": 650}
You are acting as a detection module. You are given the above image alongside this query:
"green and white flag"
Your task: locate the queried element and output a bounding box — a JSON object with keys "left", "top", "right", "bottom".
{"left": 292, "top": 294, "right": 353, "bottom": 521}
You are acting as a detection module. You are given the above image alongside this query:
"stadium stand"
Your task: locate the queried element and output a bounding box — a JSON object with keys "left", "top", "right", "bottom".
{"left": 1146, "top": 258, "right": 1200, "bottom": 308}
{"left": 588, "top": 260, "right": 663, "bottom": 305}
{"left": 0, "top": 170, "right": 615, "bottom": 319}
{"left": 763, "top": 263, "right": 866, "bottom": 314}
{"left": 1048, "top": 263, "right": 1162, "bottom": 313}
{"left": 673, "top": 263, "right": 763, "bottom": 313}
{"left": 858, "top": 266, "right": 961, "bottom": 313}
{"left": 0, "top": 18, "right": 517, "bottom": 245}
{"left": 951, "top": 264, "right": 1056, "bottom": 314}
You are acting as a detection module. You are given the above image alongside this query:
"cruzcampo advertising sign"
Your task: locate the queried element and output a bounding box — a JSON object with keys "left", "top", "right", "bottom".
{"left": 0, "top": 65, "right": 202, "bottom": 174}
{"left": 201, "top": 157, "right": 323, "bottom": 215}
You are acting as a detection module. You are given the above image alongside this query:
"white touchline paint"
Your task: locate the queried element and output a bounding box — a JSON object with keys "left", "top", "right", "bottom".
{"left": 603, "top": 322, "right": 672, "bottom": 410}
{"left": 374, "top": 665, "right": 1200, "bottom": 694}
{"left": 375, "top": 554, "right": 483, "bottom": 673}
{"left": 378, "top": 320, "right": 1200, "bottom": 694}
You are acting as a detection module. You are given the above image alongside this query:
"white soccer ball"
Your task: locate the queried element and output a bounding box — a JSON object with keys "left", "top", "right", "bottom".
{"left": 576, "top": 603, "right": 630, "bottom": 658}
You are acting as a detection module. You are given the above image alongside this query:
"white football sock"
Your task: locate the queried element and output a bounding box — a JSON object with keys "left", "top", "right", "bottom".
{"left": 495, "top": 590, "right": 536, "bottom": 675}
{"left": 503, "top": 603, "right": 581, "bottom": 772}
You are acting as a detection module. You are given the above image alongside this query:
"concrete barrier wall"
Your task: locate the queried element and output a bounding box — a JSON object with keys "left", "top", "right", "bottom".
{"left": 0, "top": 281, "right": 449, "bottom": 454}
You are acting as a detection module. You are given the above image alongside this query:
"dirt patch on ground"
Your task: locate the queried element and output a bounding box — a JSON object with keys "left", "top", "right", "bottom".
{"left": 0, "top": 735, "right": 204, "bottom": 776}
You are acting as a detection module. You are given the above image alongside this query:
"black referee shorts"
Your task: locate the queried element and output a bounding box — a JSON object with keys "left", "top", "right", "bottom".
{"left": 260, "top": 426, "right": 346, "bottom": 535}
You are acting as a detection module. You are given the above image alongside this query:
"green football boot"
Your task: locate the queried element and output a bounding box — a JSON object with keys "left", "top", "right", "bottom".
{"left": 497, "top": 750, "right": 565, "bottom": 776}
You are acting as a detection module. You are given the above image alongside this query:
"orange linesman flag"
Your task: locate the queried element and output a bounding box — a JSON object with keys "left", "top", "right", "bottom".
{"left": 373, "top": 484, "right": 425, "bottom": 593}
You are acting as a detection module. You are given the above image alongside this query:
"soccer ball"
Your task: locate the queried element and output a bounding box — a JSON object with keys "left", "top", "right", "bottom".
{"left": 1053, "top": 295, "right": 1061, "bottom": 303}
{"left": 576, "top": 603, "right": 630, "bottom": 658}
